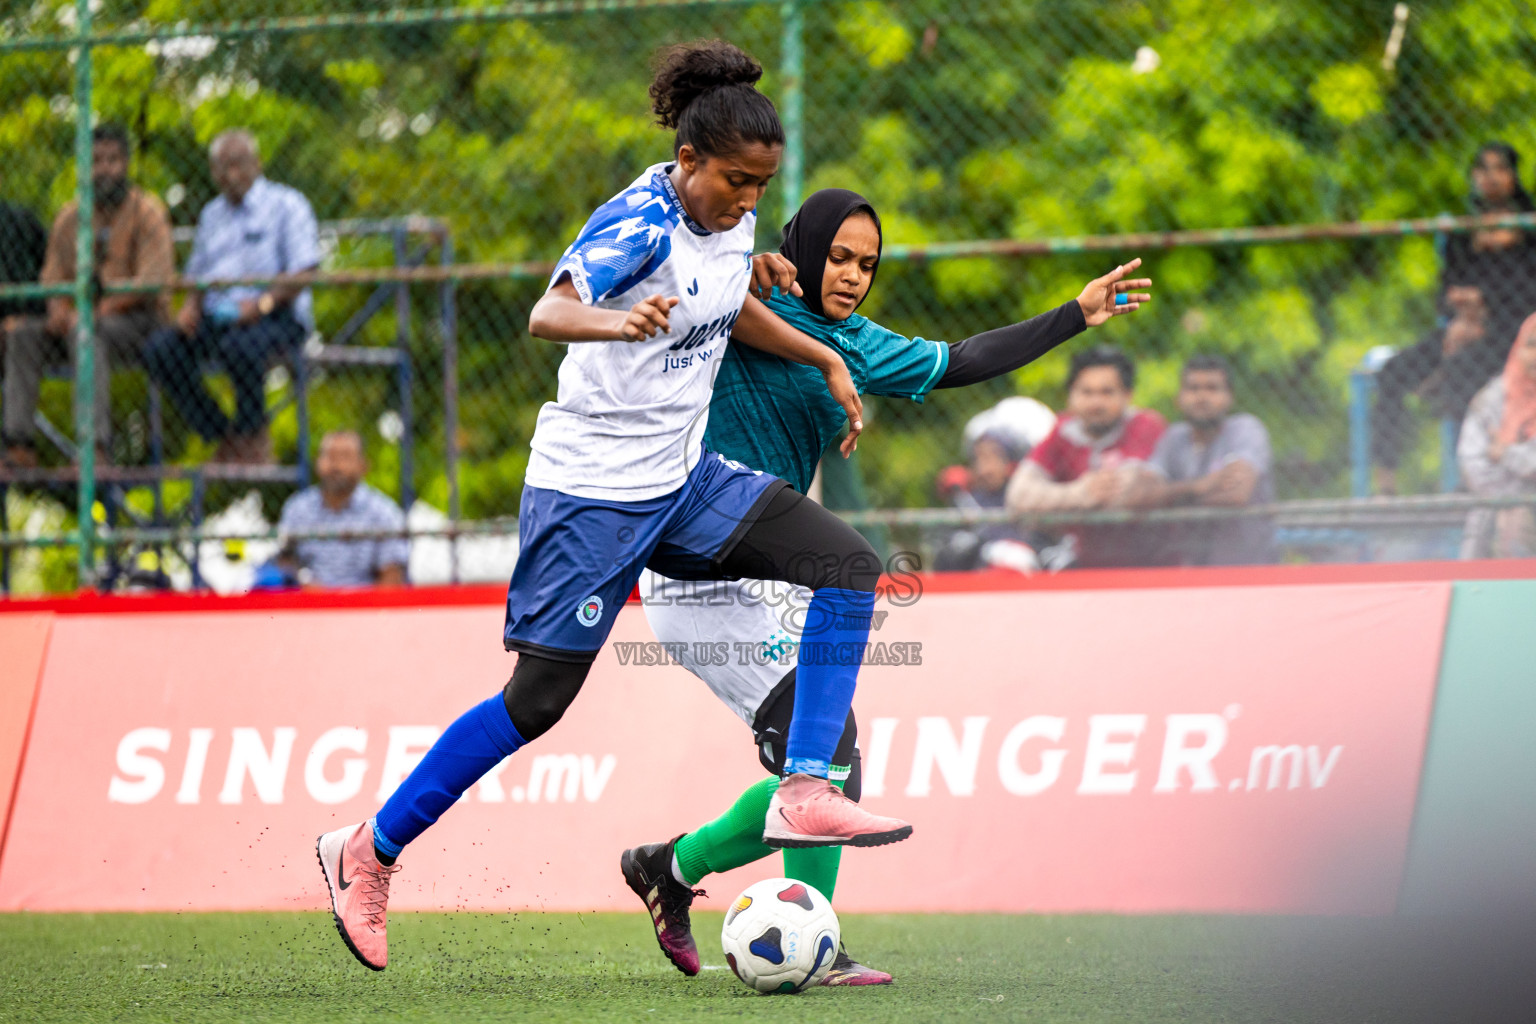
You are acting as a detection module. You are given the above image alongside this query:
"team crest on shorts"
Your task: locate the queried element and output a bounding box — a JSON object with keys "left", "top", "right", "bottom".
{"left": 576, "top": 595, "right": 604, "bottom": 627}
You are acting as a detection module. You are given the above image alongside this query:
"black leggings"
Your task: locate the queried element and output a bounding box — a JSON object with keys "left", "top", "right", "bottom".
{"left": 752, "top": 669, "right": 862, "bottom": 801}
{"left": 502, "top": 486, "right": 878, "bottom": 742}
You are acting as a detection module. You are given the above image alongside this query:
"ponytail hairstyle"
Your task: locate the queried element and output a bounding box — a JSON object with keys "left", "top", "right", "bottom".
{"left": 650, "top": 40, "right": 785, "bottom": 159}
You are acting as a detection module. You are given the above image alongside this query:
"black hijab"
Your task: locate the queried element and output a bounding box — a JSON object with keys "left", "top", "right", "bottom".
{"left": 778, "top": 188, "right": 882, "bottom": 318}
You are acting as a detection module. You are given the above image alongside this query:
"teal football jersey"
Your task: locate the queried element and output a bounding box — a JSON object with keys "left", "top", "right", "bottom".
{"left": 704, "top": 291, "right": 949, "bottom": 494}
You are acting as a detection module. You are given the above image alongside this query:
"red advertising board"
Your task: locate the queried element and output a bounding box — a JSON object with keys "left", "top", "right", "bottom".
{"left": 837, "top": 582, "right": 1450, "bottom": 914}
{"left": 0, "top": 580, "right": 1451, "bottom": 914}
{"left": 0, "top": 613, "right": 51, "bottom": 860}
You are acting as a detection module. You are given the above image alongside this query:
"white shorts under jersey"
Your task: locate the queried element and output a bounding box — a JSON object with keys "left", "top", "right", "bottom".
{"left": 525, "top": 163, "right": 757, "bottom": 501}
{"left": 640, "top": 570, "right": 808, "bottom": 725}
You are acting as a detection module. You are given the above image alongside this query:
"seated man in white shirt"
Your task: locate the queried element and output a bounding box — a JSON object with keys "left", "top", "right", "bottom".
{"left": 144, "top": 128, "right": 319, "bottom": 464}
{"left": 272, "top": 430, "right": 408, "bottom": 588}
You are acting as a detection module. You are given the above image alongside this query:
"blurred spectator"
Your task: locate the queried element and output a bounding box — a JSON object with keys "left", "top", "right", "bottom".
{"left": 0, "top": 191, "right": 48, "bottom": 444}
{"left": 1372, "top": 142, "right": 1536, "bottom": 494}
{"left": 1126, "top": 354, "right": 1276, "bottom": 566}
{"left": 1446, "top": 143, "right": 1536, "bottom": 343}
{"left": 1458, "top": 313, "right": 1536, "bottom": 559}
{"left": 4, "top": 124, "right": 173, "bottom": 468}
{"left": 267, "top": 430, "right": 408, "bottom": 588}
{"left": 144, "top": 128, "right": 318, "bottom": 465}
{"left": 1005, "top": 345, "right": 1165, "bottom": 568}
{"left": 934, "top": 397, "right": 1056, "bottom": 572}
{"left": 0, "top": 187, "right": 48, "bottom": 323}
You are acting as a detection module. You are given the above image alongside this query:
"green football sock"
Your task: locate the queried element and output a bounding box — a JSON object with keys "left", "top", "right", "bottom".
{"left": 783, "top": 845, "right": 843, "bottom": 902}
{"left": 674, "top": 776, "right": 778, "bottom": 885}
{"left": 672, "top": 772, "right": 851, "bottom": 900}
{"left": 783, "top": 773, "right": 845, "bottom": 900}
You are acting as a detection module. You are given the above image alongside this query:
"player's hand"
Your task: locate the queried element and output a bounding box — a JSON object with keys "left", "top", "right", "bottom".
{"left": 822, "top": 355, "right": 863, "bottom": 456}
{"left": 619, "top": 294, "right": 680, "bottom": 341}
{"left": 749, "top": 252, "right": 802, "bottom": 301}
{"left": 1077, "top": 258, "right": 1151, "bottom": 327}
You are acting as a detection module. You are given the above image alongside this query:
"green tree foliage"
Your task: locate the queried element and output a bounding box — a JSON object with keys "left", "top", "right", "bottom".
{"left": 802, "top": 0, "right": 1536, "bottom": 503}
{"left": 2, "top": 0, "right": 1532, "bottom": 520}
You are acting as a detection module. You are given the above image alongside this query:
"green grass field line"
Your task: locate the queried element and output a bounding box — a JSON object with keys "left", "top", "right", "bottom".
{"left": 0, "top": 911, "right": 1527, "bottom": 1023}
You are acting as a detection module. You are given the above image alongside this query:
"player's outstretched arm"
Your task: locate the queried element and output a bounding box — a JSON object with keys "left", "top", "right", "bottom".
{"left": 735, "top": 293, "right": 864, "bottom": 455}
{"left": 934, "top": 258, "right": 1152, "bottom": 391}
{"left": 529, "top": 278, "right": 680, "bottom": 343}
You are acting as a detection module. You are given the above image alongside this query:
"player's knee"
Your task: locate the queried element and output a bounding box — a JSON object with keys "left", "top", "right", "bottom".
{"left": 805, "top": 525, "right": 880, "bottom": 592}
{"left": 835, "top": 539, "right": 881, "bottom": 593}
{"left": 501, "top": 654, "right": 591, "bottom": 742}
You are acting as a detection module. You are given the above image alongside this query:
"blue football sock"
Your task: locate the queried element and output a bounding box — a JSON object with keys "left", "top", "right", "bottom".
{"left": 373, "top": 693, "right": 526, "bottom": 855}
{"left": 784, "top": 586, "right": 875, "bottom": 777}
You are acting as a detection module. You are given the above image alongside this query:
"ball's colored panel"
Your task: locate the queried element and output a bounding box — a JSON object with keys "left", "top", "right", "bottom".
{"left": 725, "top": 951, "right": 743, "bottom": 982}
{"left": 725, "top": 893, "right": 753, "bottom": 925}
{"left": 748, "top": 926, "right": 785, "bottom": 965}
{"left": 776, "top": 883, "right": 814, "bottom": 911}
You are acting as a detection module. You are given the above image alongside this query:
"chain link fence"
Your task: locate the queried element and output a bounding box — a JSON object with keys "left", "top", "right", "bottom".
{"left": 2, "top": 0, "right": 1535, "bottom": 593}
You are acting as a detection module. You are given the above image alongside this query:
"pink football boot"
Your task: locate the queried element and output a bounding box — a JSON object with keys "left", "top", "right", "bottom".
{"left": 820, "top": 944, "right": 895, "bottom": 986}
{"left": 762, "top": 773, "right": 913, "bottom": 848}
{"left": 316, "top": 821, "right": 399, "bottom": 971}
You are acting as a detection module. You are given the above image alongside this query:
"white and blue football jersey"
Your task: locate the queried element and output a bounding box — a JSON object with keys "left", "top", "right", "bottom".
{"left": 526, "top": 163, "right": 757, "bottom": 500}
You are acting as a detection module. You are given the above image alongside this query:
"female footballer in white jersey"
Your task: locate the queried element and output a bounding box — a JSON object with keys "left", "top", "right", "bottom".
{"left": 619, "top": 188, "right": 1150, "bottom": 983}
{"left": 317, "top": 41, "right": 914, "bottom": 973}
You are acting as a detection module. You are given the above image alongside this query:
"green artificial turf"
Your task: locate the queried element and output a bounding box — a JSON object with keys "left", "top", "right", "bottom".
{"left": 0, "top": 911, "right": 1528, "bottom": 1023}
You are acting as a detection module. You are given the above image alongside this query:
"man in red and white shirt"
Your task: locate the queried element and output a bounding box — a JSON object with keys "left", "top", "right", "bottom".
{"left": 1006, "top": 345, "right": 1165, "bottom": 567}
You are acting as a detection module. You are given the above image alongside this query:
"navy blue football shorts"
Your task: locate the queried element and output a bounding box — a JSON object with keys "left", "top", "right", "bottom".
{"left": 503, "top": 447, "right": 788, "bottom": 662}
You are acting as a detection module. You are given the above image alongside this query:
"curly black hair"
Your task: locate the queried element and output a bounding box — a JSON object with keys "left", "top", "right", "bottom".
{"left": 649, "top": 40, "right": 784, "bottom": 158}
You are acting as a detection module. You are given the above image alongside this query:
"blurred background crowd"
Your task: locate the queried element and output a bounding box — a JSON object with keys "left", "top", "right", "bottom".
{"left": 1, "top": 0, "right": 1534, "bottom": 594}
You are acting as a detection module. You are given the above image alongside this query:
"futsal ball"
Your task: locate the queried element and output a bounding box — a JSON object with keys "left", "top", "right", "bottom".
{"left": 720, "top": 877, "right": 840, "bottom": 993}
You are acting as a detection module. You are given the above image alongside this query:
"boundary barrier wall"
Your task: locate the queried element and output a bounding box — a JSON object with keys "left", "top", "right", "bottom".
{"left": 0, "top": 562, "right": 1532, "bottom": 914}
{"left": 1398, "top": 579, "right": 1536, "bottom": 916}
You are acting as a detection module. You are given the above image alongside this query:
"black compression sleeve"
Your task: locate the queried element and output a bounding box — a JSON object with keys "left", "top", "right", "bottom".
{"left": 934, "top": 300, "right": 1088, "bottom": 389}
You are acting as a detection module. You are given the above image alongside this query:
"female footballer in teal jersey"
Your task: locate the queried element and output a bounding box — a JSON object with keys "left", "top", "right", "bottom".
{"left": 621, "top": 188, "right": 1151, "bottom": 984}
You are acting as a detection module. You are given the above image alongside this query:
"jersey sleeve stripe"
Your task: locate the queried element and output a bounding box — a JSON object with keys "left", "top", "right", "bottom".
{"left": 913, "top": 340, "right": 948, "bottom": 398}
{"left": 551, "top": 259, "right": 596, "bottom": 304}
